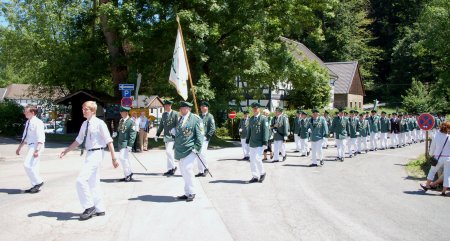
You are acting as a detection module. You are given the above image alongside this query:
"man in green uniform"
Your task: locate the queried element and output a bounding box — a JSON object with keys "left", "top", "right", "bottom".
{"left": 357, "top": 112, "right": 370, "bottom": 153}
{"left": 330, "top": 108, "right": 349, "bottom": 161}
{"left": 293, "top": 110, "right": 302, "bottom": 152}
{"left": 155, "top": 100, "right": 179, "bottom": 176}
{"left": 116, "top": 106, "right": 137, "bottom": 182}
{"left": 239, "top": 110, "right": 250, "bottom": 160}
{"left": 399, "top": 113, "right": 408, "bottom": 147}
{"left": 271, "top": 107, "right": 289, "bottom": 162}
{"left": 174, "top": 101, "right": 203, "bottom": 202}
{"left": 379, "top": 111, "right": 391, "bottom": 150}
{"left": 299, "top": 111, "right": 310, "bottom": 156}
{"left": 322, "top": 110, "right": 331, "bottom": 149}
{"left": 195, "top": 101, "right": 216, "bottom": 177}
{"left": 246, "top": 102, "right": 270, "bottom": 183}
{"left": 347, "top": 110, "right": 359, "bottom": 158}
{"left": 368, "top": 110, "right": 381, "bottom": 151}
{"left": 307, "top": 109, "right": 328, "bottom": 166}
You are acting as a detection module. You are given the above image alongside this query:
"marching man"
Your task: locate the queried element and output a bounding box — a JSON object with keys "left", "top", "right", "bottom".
{"left": 293, "top": 110, "right": 302, "bottom": 153}
{"left": 379, "top": 111, "right": 391, "bottom": 150}
{"left": 115, "top": 106, "right": 137, "bottom": 182}
{"left": 16, "top": 105, "right": 45, "bottom": 194}
{"left": 330, "top": 108, "right": 349, "bottom": 161}
{"left": 246, "top": 102, "right": 269, "bottom": 183}
{"left": 196, "top": 101, "right": 216, "bottom": 177}
{"left": 307, "top": 109, "right": 328, "bottom": 166}
{"left": 357, "top": 113, "right": 370, "bottom": 154}
{"left": 299, "top": 111, "right": 310, "bottom": 156}
{"left": 59, "top": 101, "right": 118, "bottom": 221}
{"left": 238, "top": 110, "right": 250, "bottom": 160}
{"left": 368, "top": 110, "right": 381, "bottom": 151}
{"left": 155, "top": 100, "right": 179, "bottom": 175}
{"left": 347, "top": 110, "right": 359, "bottom": 158}
{"left": 271, "top": 107, "right": 289, "bottom": 163}
{"left": 174, "top": 101, "right": 203, "bottom": 202}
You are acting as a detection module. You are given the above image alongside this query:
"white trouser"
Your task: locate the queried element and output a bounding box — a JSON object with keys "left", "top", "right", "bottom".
{"left": 406, "top": 131, "right": 412, "bottom": 143}
{"left": 294, "top": 134, "right": 301, "bottom": 151}
{"left": 389, "top": 133, "right": 398, "bottom": 147}
{"left": 357, "top": 137, "right": 368, "bottom": 152}
{"left": 322, "top": 137, "right": 328, "bottom": 148}
{"left": 369, "top": 132, "right": 378, "bottom": 150}
{"left": 76, "top": 150, "right": 105, "bottom": 212}
{"left": 240, "top": 139, "right": 250, "bottom": 157}
{"left": 249, "top": 146, "right": 265, "bottom": 178}
{"left": 300, "top": 138, "right": 309, "bottom": 155}
{"left": 379, "top": 132, "right": 388, "bottom": 149}
{"left": 311, "top": 139, "right": 323, "bottom": 165}
{"left": 179, "top": 152, "right": 196, "bottom": 195}
{"left": 335, "top": 139, "right": 346, "bottom": 158}
{"left": 23, "top": 144, "right": 44, "bottom": 186}
{"left": 412, "top": 129, "right": 418, "bottom": 142}
{"left": 273, "top": 140, "right": 286, "bottom": 161}
{"left": 427, "top": 157, "right": 450, "bottom": 187}
{"left": 165, "top": 141, "right": 176, "bottom": 170}
{"left": 119, "top": 148, "right": 132, "bottom": 177}
{"left": 197, "top": 138, "right": 209, "bottom": 173}
{"left": 419, "top": 130, "right": 425, "bottom": 140}
{"left": 399, "top": 133, "right": 406, "bottom": 146}
{"left": 347, "top": 138, "right": 357, "bottom": 155}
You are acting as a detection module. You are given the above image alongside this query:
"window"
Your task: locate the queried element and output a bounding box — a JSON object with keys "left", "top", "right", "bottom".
{"left": 359, "top": 102, "right": 361, "bottom": 108}
{"left": 350, "top": 102, "right": 353, "bottom": 108}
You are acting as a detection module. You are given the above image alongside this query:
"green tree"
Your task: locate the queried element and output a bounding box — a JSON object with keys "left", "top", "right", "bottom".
{"left": 401, "top": 79, "right": 431, "bottom": 113}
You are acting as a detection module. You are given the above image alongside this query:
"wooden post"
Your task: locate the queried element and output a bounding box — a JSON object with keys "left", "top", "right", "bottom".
{"left": 176, "top": 15, "right": 199, "bottom": 115}
{"left": 425, "top": 130, "right": 429, "bottom": 157}
{"left": 231, "top": 118, "right": 234, "bottom": 140}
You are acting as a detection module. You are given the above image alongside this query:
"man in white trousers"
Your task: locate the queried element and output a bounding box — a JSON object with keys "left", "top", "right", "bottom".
{"left": 174, "top": 101, "right": 203, "bottom": 202}
{"left": 115, "top": 106, "right": 137, "bottom": 182}
{"left": 347, "top": 110, "right": 359, "bottom": 158}
{"left": 271, "top": 107, "right": 289, "bottom": 163}
{"left": 238, "top": 111, "right": 250, "bottom": 160}
{"left": 299, "top": 111, "right": 310, "bottom": 156}
{"left": 389, "top": 113, "right": 400, "bottom": 148}
{"left": 155, "top": 100, "right": 179, "bottom": 175}
{"left": 293, "top": 110, "right": 302, "bottom": 152}
{"left": 246, "top": 102, "right": 269, "bottom": 182}
{"left": 195, "top": 101, "right": 216, "bottom": 177}
{"left": 16, "top": 105, "right": 45, "bottom": 194}
{"left": 368, "top": 110, "right": 381, "bottom": 151}
{"left": 59, "top": 101, "right": 118, "bottom": 221}
{"left": 379, "top": 111, "right": 391, "bottom": 150}
{"left": 307, "top": 109, "right": 328, "bottom": 166}
{"left": 330, "top": 108, "right": 349, "bottom": 161}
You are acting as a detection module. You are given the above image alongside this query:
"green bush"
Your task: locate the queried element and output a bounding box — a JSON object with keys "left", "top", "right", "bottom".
{"left": 0, "top": 101, "right": 25, "bottom": 136}
{"left": 215, "top": 127, "right": 229, "bottom": 138}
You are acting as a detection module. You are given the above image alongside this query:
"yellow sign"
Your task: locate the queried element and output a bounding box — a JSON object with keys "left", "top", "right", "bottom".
{"left": 130, "top": 108, "right": 156, "bottom": 121}
{"left": 49, "top": 111, "right": 58, "bottom": 120}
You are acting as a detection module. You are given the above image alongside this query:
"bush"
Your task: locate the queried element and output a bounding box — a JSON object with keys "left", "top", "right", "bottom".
{"left": 0, "top": 101, "right": 25, "bottom": 136}
{"left": 215, "top": 127, "right": 229, "bottom": 138}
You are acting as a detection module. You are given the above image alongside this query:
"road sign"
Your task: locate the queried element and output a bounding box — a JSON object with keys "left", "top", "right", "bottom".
{"left": 228, "top": 111, "right": 237, "bottom": 119}
{"left": 119, "top": 84, "right": 135, "bottom": 90}
{"left": 122, "top": 89, "right": 131, "bottom": 97}
{"left": 121, "top": 97, "right": 133, "bottom": 107}
{"left": 418, "top": 113, "right": 435, "bottom": 131}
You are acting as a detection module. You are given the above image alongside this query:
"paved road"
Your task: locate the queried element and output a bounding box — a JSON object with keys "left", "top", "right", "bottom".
{"left": 0, "top": 137, "right": 448, "bottom": 241}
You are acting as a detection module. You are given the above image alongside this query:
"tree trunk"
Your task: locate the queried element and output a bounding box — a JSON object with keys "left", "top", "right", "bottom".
{"left": 99, "top": 0, "right": 127, "bottom": 97}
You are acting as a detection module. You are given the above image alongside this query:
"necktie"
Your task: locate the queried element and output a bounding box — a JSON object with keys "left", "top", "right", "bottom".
{"left": 80, "top": 121, "right": 89, "bottom": 155}
{"left": 178, "top": 116, "right": 184, "bottom": 125}
{"left": 21, "top": 120, "right": 30, "bottom": 144}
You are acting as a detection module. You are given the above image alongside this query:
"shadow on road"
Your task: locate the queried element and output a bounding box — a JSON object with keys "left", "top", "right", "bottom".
{"left": 209, "top": 179, "right": 248, "bottom": 184}
{"left": 216, "top": 158, "right": 247, "bottom": 162}
{"left": 403, "top": 176, "right": 426, "bottom": 181}
{"left": 133, "top": 172, "right": 167, "bottom": 176}
{"left": 28, "top": 211, "right": 79, "bottom": 221}
{"left": 0, "top": 188, "right": 23, "bottom": 194}
{"left": 128, "top": 195, "right": 180, "bottom": 203}
{"left": 283, "top": 164, "right": 317, "bottom": 168}
{"left": 403, "top": 190, "right": 437, "bottom": 196}
{"left": 100, "top": 179, "right": 143, "bottom": 183}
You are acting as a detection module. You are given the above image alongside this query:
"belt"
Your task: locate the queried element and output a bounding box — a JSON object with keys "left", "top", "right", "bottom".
{"left": 28, "top": 143, "right": 35, "bottom": 145}
{"left": 88, "top": 147, "right": 105, "bottom": 152}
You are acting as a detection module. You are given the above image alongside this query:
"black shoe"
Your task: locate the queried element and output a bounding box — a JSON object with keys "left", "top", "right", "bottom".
{"left": 79, "top": 207, "right": 96, "bottom": 221}
{"left": 186, "top": 194, "right": 196, "bottom": 202}
{"left": 36, "top": 182, "right": 44, "bottom": 188}
{"left": 203, "top": 169, "right": 210, "bottom": 177}
{"left": 307, "top": 151, "right": 310, "bottom": 156}
{"left": 300, "top": 154, "right": 306, "bottom": 157}
{"left": 118, "top": 178, "right": 127, "bottom": 182}
{"left": 163, "top": 170, "right": 172, "bottom": 176}
{"left": 282, "top": 155, "right": 287, "bottom": 162}
{"left": 29, "top": 186, "right": 41, "bottom": 194}
{"left": 177, "top": 195, "right": 188, "bottom": 200}
{"left": 244, "top": 156, "right": 250, "bottom": 160}
{"left": 195, "top": 172, "right": 203, "bottom": 177}
{"left": 294, "top": 150, "right": 300, "bottom": 153}
{"left": 248, "top": 177, "right": 259, "bottom": 183}
{"left": 420, "top": 184, "right": 429, "bottom": 192}
{"left": 365, "top": 150, "right": 368, "bottom": 153}
{"left": 272, "top": 160, "right": 279, "bottom": 163}
{"left": 309, "top": 164, "right": 318, "bottom": 167}
{"left": 259, "top": 173, "right": 266, "bottom": 183}
{"left": 124, "top": 173, "right": 133, "bottom": 182}
{"left": 356, "top": 151, "right": 362, "bottom": 154}
{"left": 320, "top": 160, "right": 324, "bottom": 165}
{"left": 95, "top": 212, "right": 105, "bottom": 216}
{"left": 349, "top": 154, "right": 353, "bottom": 158}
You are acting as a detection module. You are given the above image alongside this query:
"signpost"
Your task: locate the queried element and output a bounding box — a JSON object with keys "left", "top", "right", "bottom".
{"left": 229, "top": 111, "right": 237, "bottom": 139}
{"left": 119, "top": 84, "right": 135, "bottom": 90}
{"left": 418, "top": 113, "right": 435, "bottom": 158}
{"left": 121, "top": 97, "right": 133, "bottom": 108}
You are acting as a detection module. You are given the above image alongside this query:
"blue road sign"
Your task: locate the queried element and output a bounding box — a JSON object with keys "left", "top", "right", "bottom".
{"left": 122, "top": 89, "right": 131, "bottom": 97}
{"left": 119, "top": 84, "right": 135, "bottom": 90}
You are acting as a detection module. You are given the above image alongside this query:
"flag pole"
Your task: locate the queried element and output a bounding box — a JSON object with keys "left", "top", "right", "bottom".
{"left": 176, "top": 15, "right": 199, "bottom": 115}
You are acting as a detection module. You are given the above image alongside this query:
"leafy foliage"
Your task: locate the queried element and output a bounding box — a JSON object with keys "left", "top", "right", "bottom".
{"left": 0, "top": 101, "right": 25, "bottom": 136}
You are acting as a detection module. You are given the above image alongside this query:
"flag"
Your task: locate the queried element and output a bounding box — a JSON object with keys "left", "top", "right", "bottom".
{"left": 169, "top": 29, "right": 189, "bottom": 100}
{"left": 373, "top": 99, "right": 379, "bottom": 110}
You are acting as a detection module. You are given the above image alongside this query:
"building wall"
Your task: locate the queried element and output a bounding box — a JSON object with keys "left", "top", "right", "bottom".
{"left": 347, "top": 94, "right": 363, "bottom": 109}
{"left": 334, "top": 94, "right": 347, "bottom": 108}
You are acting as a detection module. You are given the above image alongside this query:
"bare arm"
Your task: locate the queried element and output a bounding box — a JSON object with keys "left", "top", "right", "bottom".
{"left": 59, "top": 140, "right": 80, "bottom": 158}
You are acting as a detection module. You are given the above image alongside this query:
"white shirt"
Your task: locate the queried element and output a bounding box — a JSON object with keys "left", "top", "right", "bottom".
{"left": 430, "top": 132, "right": 450, "bottom": 157}
{"left": 75, "top": 116, "right": 112, "bottom": 150}
{"left": 22, "top": 116, "right": 45, "bottom": 144}
{"left": 133, "top": 117, "right": 140, "bottom": 131}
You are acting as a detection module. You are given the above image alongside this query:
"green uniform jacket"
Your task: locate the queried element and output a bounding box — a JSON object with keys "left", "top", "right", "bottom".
{"left": 272, "top": 115, "right": 289, "bottom": 141}
{"left": 357, "top": 119, "right": 371, "bottom": 137}
{"left": 293, "top": 117, "right": 301, "bottom": 134}
{"left": 299, "top": 118, "right": 310, "bottom": 139}
{"left": 434, "top": 117, "right": 441, "bottom": 130}
{"left": 246, "top": 114, "right": 270, "bottom": 148}
{"left": 156, "top": 110, "right": 179, "bottom": 142}
{"left": 399, "top": 119, "right": 408, "bottom": 133}
{"left": 325, "top": 116, "right": 332, "bottom": 130}
{"left": 406, "top": 118, "right": 414, "bottom": 131}
{"left": 174, "top": 113, "right": 203, "bottom": 160}
{"left": 239, "top": 118, "right": 250, "bottom": 139}
{"left": 380, "top": 117, "right": 391, "bottom": 133}
{"left": 414, "top": 118, "right": 420, "bottom": 130}
{"left": 117, "top": 118, "right": 137, "bottom": 149}
{"left": 348, "top": 117, "right": 359, "bottom": 138}
{"left": 330, "top": 116, "right": 349, "bottom": 140}
{"left": 307, "top": 116, "right": 328, "bottom": 142}
{"left": 201, "top": 112, "right": 216, "bottom": 141}
{"left": 368, "top": 115, "right": 381, "bottom": 133}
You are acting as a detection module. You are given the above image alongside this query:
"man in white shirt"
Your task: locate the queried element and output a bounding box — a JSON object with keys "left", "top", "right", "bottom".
{"left": 16, "top": 105, "right": 46, "bottom": 194}
{"left": 59, "top": 101, "right": 118, "bottom": 221}
{"left": 138, "top": 111, "right": 149, "bottom": 151}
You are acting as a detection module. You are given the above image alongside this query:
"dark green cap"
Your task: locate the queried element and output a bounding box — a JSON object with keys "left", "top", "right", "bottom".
{"left": 312, "top": 109, "right": 320, "bottom": 113}
{"left": 251, "top": 102, "right": 261, "bottom": 108}
{"left": 180, "top": 101, "right": 193, "bottom": 108}
{"left": 163, "top": 99, "right": 174, "bottom": 105}
{"left": 381, "top": 111, "right": 386, "bottom": 114}
{"left": 243, "top": 110, "right": 249, "bottom": 114}
{"left": 275, "top": 107, "right": 284, "bottom": 112}
{"left": 371, "top": 110, "right": 377, "bottom": 113}
{"left": 120, "top": 106, "right": 131, "bottom": 112}
{"left": 200, "top": 101, "right": 209, "bottom": 107}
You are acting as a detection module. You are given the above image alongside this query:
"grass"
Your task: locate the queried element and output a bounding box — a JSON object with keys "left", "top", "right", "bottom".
{"left": 406, "top": 154, "right": 430, "bottom": 179}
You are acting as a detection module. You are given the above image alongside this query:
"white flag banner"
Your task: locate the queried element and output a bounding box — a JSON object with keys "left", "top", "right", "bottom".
{"left": 169, "top": 29, "right": 189, "bottom": 100}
